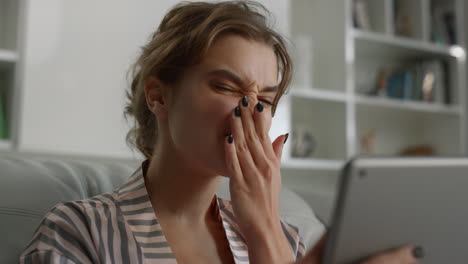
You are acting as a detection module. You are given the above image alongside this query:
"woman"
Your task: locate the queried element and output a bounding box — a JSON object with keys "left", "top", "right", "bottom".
{"left": 20, "top": 1, "right": 421, "bottom": 263}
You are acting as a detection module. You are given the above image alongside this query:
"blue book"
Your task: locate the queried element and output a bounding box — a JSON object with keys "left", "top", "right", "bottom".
{"left": 387, "top": 72, "right": 405, "bottom": 99}
{"left": 403, "top": 71, "right": 413, "bottom": 100}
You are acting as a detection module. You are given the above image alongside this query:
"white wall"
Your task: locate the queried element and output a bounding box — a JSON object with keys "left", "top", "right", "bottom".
{"left": 17, "top": 0, "right": 290, "bottom": 159}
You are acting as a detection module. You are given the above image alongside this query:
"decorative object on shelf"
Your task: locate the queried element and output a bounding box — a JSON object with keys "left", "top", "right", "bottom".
{"left": 421, "top": 70, "right": 435, "bottom": 102}
{"left": 292, "top": 35, "right": 313, "bottom": 89}
{"left": 291, "top": 126, "right": 317, "bottom": 158}
{"left": 353, "top": 0, "right": 371, "bottom": 30}
{"left": 420, "top": 60, "right": 447, "bottom": 103}
{"left": 368, "top": 69, "right": 387, "bottom": 97}
{"left": 0, "top": 94, "right": 7, "bottom": 139}
{"left": 399, "top": 144, "right": 434, "bottom": 156}
{"left": 361, "top": 128, "right": 376, "bottom": 154}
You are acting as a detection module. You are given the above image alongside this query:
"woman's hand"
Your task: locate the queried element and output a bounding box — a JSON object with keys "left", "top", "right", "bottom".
{"left": 224, "top": 96, "right": 291, "bottom": 263}
{"left": 299, "top": 233, "right": 422, "bottom": 264}
{"left": 223, "top": 95, "right": 423, "bottom": 264}
{"left": 360, "top": 245, "right": 421, "bottom": 264}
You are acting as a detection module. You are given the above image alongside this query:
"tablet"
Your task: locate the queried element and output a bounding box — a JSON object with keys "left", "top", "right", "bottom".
{"left": 323, "top": 157, "right": 468, "bottom": 264}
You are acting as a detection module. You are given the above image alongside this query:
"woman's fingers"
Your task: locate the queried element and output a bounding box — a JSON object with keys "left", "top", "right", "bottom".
{"left": 229, "top": 95, "right": 285, "bottom": 182}
{"left": 230, "top": 97, "right": 258, "bottom": 181}
{"left": 362, "top": 245, "right": 421, "bottom": 264}
{"left": 235, "top": 96, "right": 267, "bottom": 167}
{"left": 252, "top": 100, "right": 277, "bottom": 161}
{"left": 272, "top": 134, "right": 288, "bottom": 161}
{"left": 224, "top": 134, "right": 244, "bottom": 183}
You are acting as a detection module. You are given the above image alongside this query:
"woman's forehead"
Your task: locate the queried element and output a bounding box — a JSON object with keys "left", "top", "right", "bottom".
{"left": 196, "top": 35, "right": 279, "bottom": 88}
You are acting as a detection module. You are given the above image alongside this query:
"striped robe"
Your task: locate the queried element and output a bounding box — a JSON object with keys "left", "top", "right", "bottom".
{"left": 20, "top": 162, "right": 305, "bottom": 263}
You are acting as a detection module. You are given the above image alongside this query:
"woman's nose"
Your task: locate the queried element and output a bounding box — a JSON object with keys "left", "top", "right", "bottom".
{"left": 243, "top": 93, "right": 259, "bottom": 107}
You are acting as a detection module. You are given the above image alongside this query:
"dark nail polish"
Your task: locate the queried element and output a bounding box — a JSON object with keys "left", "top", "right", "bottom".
{"left": 234, "top": 106, "right": 241, "bottom": 117}
{"left": 256, "top": 102, "right": 264, "bottom": 112}
{"left": 242, "top": 96, "right": 249, "bottom": 107}
{"left": 412, "top": 246, "right": 424, "bottom": 259}
{"left": 228, "top": 134, "right": 234, "bottom": 144}
{"left": 283, "top": 133, "right": 289, "bottom": 144}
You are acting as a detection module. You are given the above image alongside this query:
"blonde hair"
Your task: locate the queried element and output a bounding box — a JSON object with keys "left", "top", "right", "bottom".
{"left": 124, "top": 1, "right": 292, "bottom": 158}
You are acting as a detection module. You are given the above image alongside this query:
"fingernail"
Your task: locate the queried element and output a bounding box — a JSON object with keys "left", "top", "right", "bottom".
{"left": 283, "top": 133, "right": 289, "bottom": 144}
{"left": 234, "top": 106, "right": 241, "bottom": 117}
{"left": 412, "top": 246, "right": 424, "bottom": 259}
{"left": 228, "top": 134, "right": 234, "bottom": 144}
{"left": 242, "top": 96, "right": 249, "bottom": 107}
{"left": 256, "top": 102, "right": 264, "bottom": 112}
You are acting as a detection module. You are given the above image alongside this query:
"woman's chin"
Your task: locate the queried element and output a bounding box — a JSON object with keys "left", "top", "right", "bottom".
{"left": 210, "top": 161, "right": 232, "bottom": 178}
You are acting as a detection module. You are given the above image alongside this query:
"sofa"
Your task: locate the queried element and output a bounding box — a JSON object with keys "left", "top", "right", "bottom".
{"left": 0, "top": 151, "right": 326, "bottom": 263}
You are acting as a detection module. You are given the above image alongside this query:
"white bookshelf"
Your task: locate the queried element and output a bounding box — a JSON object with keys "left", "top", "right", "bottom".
{"left": 355, "top": 94, "right": 462, "bottom": 115}
{"left": 0, "top": 0, "right": 23, "bottom": 149}
{"left": 0, "top": 139, "right": 12, "bottom": 150}
{"left": 282, "top": 158, "right": 344, "bottom": 171}
{"left": 0, "top": 49, "right": 17, "bottom": 62}
{"left": 353, "top": 29, "right": 461, "bottom": 57}
{"left": 289, "top": 88, "right": 347, "bottom": 103}
{"left": 281, "top": 0, "right": 466, "bottom": 171}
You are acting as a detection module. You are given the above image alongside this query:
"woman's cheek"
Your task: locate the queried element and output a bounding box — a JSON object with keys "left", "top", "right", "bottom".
{"left": 266, "top": 117, "right": 272, "bottom": 131}
{"left": 207, "top": 95, "right": 238, "bottom": 118}
{"left": 262, "top": 107, "right": 273, "bottom": 129}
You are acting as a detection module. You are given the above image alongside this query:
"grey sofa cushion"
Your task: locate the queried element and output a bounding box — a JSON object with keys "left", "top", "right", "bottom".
{"left": 0, "top": 153, "right": 137, "bottom": 264}
{"left": 0, "top": 152, "right": 324, "bottom": 263}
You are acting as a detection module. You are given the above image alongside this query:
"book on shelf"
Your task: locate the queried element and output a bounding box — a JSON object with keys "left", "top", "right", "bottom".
{"left": 431, "top": 4, "right": 457, "bottom": 45}
{"left": 353, "top": 0, "right": 371, "bottom": 30}
{"left": 394, "top": 1, "right": 414, "bottom": 38}
{"left": 0, "top": 94, "right": 7, "bottom": 139}
{"left": 370, "top": 59, "right": 449, "bottom": 104}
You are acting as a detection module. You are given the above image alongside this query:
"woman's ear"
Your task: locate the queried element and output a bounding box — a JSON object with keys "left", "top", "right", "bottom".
{"left": 144, "top": 76, "right": 169, "bottom": 120}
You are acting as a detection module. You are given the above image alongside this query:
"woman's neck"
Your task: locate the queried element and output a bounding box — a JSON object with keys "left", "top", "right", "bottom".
{"left": 144, "top": 145, "right": 222, "bottom": 225}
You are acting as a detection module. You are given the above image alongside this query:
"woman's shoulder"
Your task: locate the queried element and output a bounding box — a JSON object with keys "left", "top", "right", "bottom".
{"left": 19, "top": 192, "right": 121, "bottom": 263}
{"left": 46, "top": 190, "right": 122, "bottom": 232}
{"left": 43, "top": 191, "right": 120, "bottom": 220}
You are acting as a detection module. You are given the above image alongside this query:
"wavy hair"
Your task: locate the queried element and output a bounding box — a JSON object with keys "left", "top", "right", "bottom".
{"left": 124, "top": 1, "right": 292, "bottom": 158}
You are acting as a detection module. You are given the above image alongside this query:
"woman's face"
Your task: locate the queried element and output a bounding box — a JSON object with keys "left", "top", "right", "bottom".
{"left": 165, "top": 34, "right": 279, "bottom": 176}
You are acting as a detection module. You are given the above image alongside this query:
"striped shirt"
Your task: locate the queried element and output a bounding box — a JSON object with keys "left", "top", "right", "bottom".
{"left": 20, "top": 161, "right": 305, "bottom": 263}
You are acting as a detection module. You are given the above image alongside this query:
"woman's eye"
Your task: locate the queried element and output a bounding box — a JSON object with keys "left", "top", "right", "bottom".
{"left": 213, "top": 83, "right": 273, "bottom": 106}
{"left": 213, "top": 84, "right": 233, "bottom": 92}
{"left": 260, "top": 99, "right": 273, "bottom": 106}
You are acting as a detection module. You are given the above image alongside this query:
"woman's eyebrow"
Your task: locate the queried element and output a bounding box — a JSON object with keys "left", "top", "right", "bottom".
{"left": 205, "top": 69, "right": 278, "bottom": 93}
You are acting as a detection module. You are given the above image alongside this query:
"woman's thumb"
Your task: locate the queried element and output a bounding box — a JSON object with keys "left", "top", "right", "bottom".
{"left": 272, "top": 133, "right": 289, "bottom": 160}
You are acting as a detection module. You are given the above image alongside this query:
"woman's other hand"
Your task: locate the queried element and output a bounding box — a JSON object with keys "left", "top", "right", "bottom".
{"left": 360, "top": 245, "right": 422, "bottom": 264}
{"left": 224, "top": 96, "right": 291, "bottom": 263}
{"left": 299, "top": 233, "right": 422, "bottom": 264}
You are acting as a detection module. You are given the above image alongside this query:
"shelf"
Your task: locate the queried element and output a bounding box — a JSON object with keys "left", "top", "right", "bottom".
{"left": 355, "top": 94, "right": 462, "bottom": 115}
{"left": 0, "top": 49, "right": 18, "bottom": 62}
{"left": 353, "top": 29, "right": 464, "bottom": 59}
{"left": 282, "top": 158, "right": 344, "bottom": 170}
{"left": 289, "top": 0, "right": 466, "bottom": 169}
{"left": 289, "top": 88, "right": 347, "bottom": 103}
{"left": 0, "top": 139, "right": 12, "bottom": 150}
